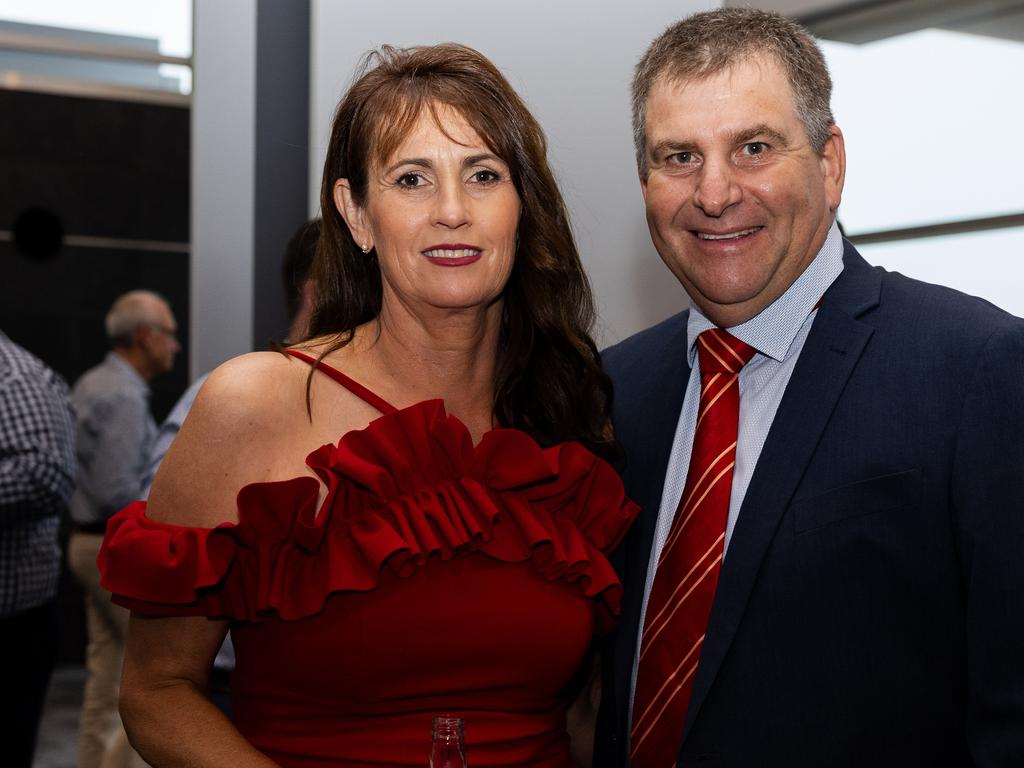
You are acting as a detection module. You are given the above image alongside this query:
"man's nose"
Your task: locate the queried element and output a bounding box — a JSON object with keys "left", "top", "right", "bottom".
{"left": 692, "top": 158, "right": 741, "bottom": 217}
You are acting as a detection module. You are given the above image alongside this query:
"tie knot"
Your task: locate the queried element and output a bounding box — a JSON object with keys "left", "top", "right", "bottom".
{"left": 697, "top": 329, "right": 756, "bottom": 374}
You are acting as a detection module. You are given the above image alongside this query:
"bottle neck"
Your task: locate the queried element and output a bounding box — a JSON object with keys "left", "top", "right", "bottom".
{"left": 432, "top": 716, "right": 464, "bottom": 741}
{"left": 432, "top": 726, "right": 463, "bottom": 743}
{"left": 430, "top": 715, "right": 466, "bottom": 767}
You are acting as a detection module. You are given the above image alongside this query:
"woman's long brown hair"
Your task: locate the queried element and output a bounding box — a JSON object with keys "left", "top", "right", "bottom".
{"left": 305, "top": 43, "right": 617, "bottom": 461}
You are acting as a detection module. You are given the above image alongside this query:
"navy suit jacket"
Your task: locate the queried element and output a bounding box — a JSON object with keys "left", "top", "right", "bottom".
{"left": 596, "top": 242, "right": 1024, "bottom": 767}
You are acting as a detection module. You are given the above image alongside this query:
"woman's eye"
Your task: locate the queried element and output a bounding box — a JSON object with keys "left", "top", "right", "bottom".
{"left": 396, "top": 173, "right": 424, "bottom": 187}
{"left": 471, "top": 169, "right": 501, "bottom": 184}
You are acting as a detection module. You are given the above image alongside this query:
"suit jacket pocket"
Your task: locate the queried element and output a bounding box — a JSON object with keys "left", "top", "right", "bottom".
{"left": 791, "top": 468, "right": 920, "bottom": 534}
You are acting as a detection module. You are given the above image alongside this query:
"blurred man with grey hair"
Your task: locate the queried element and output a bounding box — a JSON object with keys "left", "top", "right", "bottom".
{"left": 68, "top": 290, "right": 179, "bottom": 768}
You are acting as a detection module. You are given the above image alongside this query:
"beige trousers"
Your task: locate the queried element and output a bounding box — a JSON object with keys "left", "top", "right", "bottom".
{"left": 68, "top": 532, "right": 148, "bottom": 768}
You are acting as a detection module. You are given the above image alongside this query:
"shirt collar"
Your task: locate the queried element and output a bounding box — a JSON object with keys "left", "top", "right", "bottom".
{"left": 686, "top": 221, "right": 844, "bottom": 366}
{"left": 106, "top": 351, "right": 151, "bottom": 397}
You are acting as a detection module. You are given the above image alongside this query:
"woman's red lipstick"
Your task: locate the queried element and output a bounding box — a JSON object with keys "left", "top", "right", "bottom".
{"left": 422, "top": 243, "right": 482, "bottom": 267}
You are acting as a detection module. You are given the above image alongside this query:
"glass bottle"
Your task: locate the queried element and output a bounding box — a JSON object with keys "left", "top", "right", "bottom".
{"left": 429, "top": 715, "right": 467, "bottom": 768}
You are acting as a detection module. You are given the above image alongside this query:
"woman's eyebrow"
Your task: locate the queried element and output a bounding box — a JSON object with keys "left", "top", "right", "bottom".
{"left": 383, "top": 157, "right": 432, "bottom": 174}
{"left": 463, "top": 153, "right": 502, "bottom": 167}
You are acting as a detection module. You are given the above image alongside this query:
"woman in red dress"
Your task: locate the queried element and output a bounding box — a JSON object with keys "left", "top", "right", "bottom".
{"left": 100, "top": 43, "right": 636, "bottom": 767}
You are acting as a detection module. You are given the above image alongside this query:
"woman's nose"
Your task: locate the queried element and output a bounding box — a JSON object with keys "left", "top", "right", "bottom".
{"left": 431, "top": 179, "right": 471, "bottom": 229}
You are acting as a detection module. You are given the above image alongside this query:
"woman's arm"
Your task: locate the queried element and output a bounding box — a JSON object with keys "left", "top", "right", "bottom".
{"left": 121, "top": 353, "right": 310, "bottom": 766}
{"left": 121, "top": 615, "right": 277, "bottom": 768}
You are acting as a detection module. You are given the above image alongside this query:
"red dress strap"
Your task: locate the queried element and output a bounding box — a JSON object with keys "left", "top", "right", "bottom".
{"left": 285, "top": 349, "right": 397, "bottom": 415}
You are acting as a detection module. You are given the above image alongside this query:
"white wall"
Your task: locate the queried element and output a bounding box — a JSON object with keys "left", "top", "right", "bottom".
{"left": 310, "top": 0, "right": 716, "bottom": 346}
{"left": 727, "top": 0, "right": 850, "bottom": 16}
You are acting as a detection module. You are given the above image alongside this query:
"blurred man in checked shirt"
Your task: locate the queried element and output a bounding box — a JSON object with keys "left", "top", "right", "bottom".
{"left": 0, "top": 330, "right": 76, "bottom": 768}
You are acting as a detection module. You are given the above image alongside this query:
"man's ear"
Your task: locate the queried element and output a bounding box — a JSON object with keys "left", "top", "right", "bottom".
{"left": 820, "top": 125, "right": 846, "bottom": 213}
{"left": 132, "top": 324, "right": 153, "bottom": 351}
{"left": 333, "top": 179, "right": 373, "bottom": 251}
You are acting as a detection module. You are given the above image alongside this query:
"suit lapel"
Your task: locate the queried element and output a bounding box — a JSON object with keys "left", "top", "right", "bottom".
{"left": 682, "top": 245, "right": 882, "bottom": 738}
{"left": 608, "top": 312, "right": 692, "bottom": 724}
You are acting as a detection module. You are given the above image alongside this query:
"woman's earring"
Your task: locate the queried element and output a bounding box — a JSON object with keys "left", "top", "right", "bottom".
{"left": 360, "top": 243, "right": 371, "bottom": 254}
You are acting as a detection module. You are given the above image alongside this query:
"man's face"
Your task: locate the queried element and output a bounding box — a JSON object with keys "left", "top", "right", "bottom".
{"left": 140, "top": 302, "right": 180, "bottom": 375}
{"left": 640, "top": 54, "right": 845, "bottom": 327}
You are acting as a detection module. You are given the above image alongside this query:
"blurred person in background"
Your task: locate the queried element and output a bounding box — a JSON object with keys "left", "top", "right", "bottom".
{"left": 69, "top": 290, "right": 179, "bottom": 768}
{"left": 0, "top": 330, "right": 76, "bottom": 768}
{"left": 280, "top": 217, "right": 319, "bottom": 346}
{"left": 100, "top": 44, "right": 636, "bottom": 767}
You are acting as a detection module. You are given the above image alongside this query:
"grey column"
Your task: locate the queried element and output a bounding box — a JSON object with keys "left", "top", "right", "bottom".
{"left": 191, "top": 0, "right": 309, "bottom": 379}
{"left": 253, "top": 0, "right": 310, "bottom": 349}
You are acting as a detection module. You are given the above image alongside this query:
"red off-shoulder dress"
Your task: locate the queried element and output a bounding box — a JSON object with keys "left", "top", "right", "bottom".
{"left": 99, "top": 351, "right": 638, "bottom": 767}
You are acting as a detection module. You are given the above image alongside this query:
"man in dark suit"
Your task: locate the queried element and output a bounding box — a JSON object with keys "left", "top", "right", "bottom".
{"left": 596, "top": 8, "right": 1024, "bottom": 767}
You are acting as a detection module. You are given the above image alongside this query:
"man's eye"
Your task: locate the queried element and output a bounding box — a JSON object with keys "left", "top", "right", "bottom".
{"left": 668, "top": 151, "right": 695, "bottom": 165}
{"left": 742, "top": 142, "right": 768, "bottom": 156}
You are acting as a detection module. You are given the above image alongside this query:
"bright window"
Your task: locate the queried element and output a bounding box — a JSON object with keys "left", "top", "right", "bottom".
{"left": 822, "top": 30, "right": 1024, "bottom": 235}
{"left": 0, "top": 0, "right": 192, "bottom": 95}
{"left": 820, "top": 25, "right": 1024, "bottom": 318}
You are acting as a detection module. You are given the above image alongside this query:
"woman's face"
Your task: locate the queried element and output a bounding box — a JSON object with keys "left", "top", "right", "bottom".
{"left": 335, "top": 105, "right": 521, "bottom": 318}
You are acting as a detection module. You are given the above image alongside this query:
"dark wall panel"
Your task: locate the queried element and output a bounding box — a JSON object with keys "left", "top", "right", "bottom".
{"left": 0, "top": 89, "right": 189, "bottom": 242}
{"left": 0, "top": 89, "right": 190, "bottom": 420}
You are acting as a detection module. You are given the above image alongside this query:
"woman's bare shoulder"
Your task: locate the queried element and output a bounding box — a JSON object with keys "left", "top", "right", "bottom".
{"left": 147, "top": 351, "right": 313, "bottom": 527}
{"left": 192, "top": 351, "right": 306, "bottom": 423}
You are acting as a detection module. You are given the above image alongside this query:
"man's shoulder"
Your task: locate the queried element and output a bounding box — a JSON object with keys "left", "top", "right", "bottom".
{"left": 73, "top": 355, "right": 138, "bottom": 394}
{"left": 71, "top": 359, "right": 147, "bottom": 417}
{"left": 602, "top": 310, "right": 689, "bottom": 374}
{"left": 871, "top": 263, "right": 1024, "bottom": 344}
{"left": 840, "top": 242, "right": 1023, "bottom": 341}
{"left": 601, "top": 312, "right": 691, "bottom": 425}
{"left": 1, "top": 332, "right": 39, "bottom": 372}
{"left": 72, "top": 358, "right": 112, "bottom": 391}
{"left": 0, "top": 333, "right": 69, "bottom": 396}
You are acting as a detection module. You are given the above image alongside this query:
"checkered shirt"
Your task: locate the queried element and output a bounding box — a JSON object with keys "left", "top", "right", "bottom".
{"left": 0, "top": 332, "right": 76, "bottom": 617}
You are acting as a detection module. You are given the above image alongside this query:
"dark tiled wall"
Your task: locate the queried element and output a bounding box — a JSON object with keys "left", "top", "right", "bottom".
{"left": 0, "top": 88, "right": 190, "bottom": 421}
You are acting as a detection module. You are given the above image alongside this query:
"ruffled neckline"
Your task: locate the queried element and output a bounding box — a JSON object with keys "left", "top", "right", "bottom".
{"left": 100, "top": 399, "right": 638, "bottom": 631}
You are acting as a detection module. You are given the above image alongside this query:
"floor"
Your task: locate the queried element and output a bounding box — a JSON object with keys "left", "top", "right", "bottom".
{"left": 34, "top": 665, "right": 84, "bottom": 768}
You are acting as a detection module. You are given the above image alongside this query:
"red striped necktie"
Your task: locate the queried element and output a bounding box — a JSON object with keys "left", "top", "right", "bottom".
{"left": 631, "top": 328, "right": 757, "bottom": 768}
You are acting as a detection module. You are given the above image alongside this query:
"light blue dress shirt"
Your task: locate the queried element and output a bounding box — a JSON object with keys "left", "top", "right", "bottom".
{"left": 69, "top": 352, "right": 156, "bottom": 526}
{"left": 140, "top": 373, "right": 207, "bottom": 499}
{"left": 628, "top": 222, "right": 845, "bottom": 728}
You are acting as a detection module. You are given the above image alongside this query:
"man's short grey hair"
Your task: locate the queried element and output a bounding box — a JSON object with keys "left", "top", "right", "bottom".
{"left": 105, "top": 290, "right": 169, "bottom": 347}
{"left": 632, "top": 7, "right": 834, "bottom": 176}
